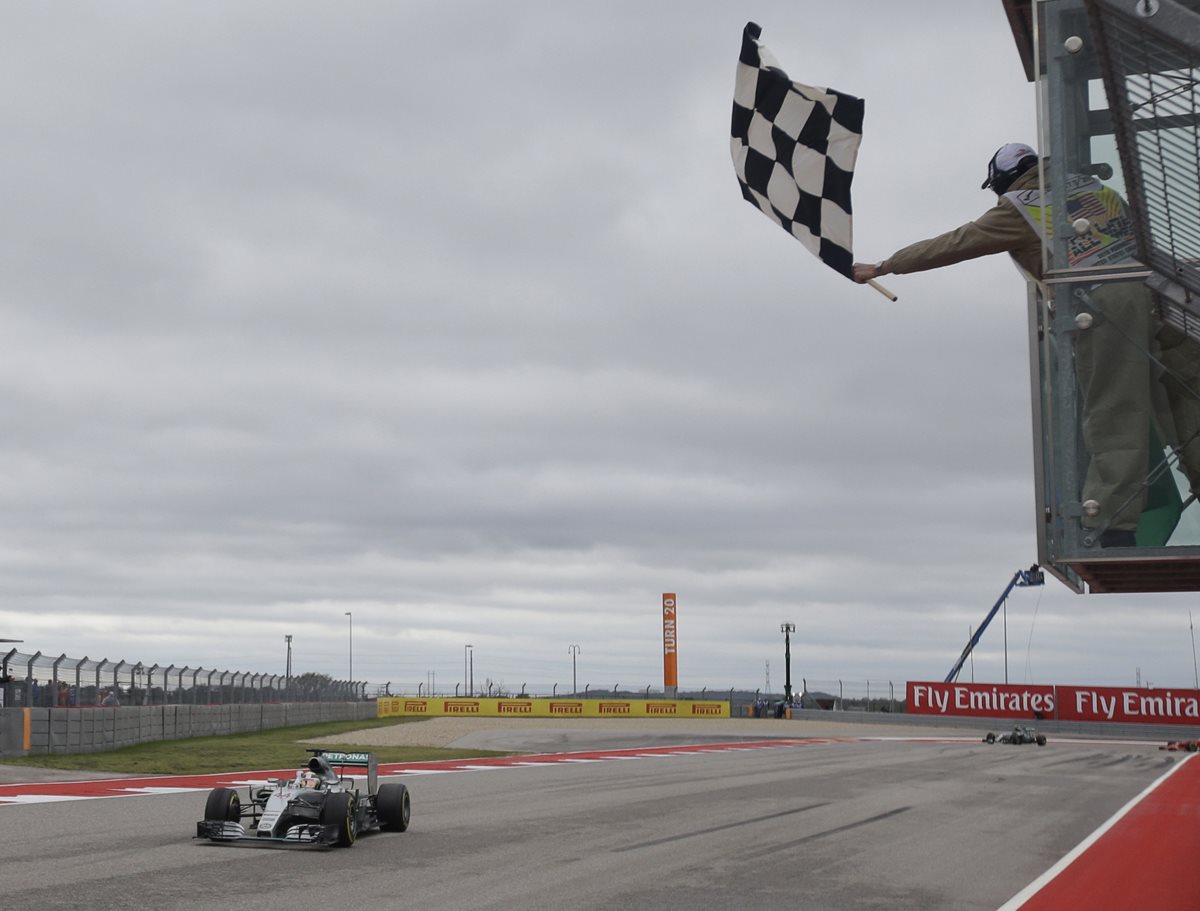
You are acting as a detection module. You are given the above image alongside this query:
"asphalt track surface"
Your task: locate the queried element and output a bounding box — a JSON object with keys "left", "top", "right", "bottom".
{"left": 0, "top": 728, "right": 1197, "bottom": 911}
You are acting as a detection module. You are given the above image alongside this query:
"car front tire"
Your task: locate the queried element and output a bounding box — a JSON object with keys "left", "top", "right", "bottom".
{"left": 377, "top": 783, "right": 411, "bottom": 832}
{"left": 322, "top": 792, "right": 356, "bottom": 847}
{"left": 204, "top": 787, "right": 240, "bottom": 822}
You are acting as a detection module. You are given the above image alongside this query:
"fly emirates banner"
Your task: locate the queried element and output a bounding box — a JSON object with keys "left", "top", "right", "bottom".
{"left": 907, "top": 681, "right": 1200, "bottom": 726}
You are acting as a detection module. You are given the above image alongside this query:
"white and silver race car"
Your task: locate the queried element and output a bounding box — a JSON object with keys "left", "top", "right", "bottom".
{"left": 196, "top": 749, "right": 410, "bottom": 847}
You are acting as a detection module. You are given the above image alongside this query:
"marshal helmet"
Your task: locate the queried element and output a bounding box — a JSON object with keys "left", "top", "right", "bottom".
{"left": 981, "top": 142, "right": 1038, "bottom": 194}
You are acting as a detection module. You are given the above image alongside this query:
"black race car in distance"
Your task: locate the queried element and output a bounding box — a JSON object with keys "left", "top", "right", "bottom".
{"left": 983, "top": 726, "right": 1047, "bottom": 746}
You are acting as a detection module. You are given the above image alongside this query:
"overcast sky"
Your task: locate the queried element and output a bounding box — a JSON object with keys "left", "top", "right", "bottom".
{"left": 3, "top": 1, "right": 1198, "bottom": 698}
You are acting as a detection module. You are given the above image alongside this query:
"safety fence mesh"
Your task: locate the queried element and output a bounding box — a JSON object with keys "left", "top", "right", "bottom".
{"left": 1090, "top": 0, "right": 1200, "bottom": 330}
{"left": 0, "top": 646, "right": 357, "bottom": 707}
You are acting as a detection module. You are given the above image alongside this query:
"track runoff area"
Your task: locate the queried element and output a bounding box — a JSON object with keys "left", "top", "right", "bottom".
{"left": 2, "top": 730, "right": 1197, "bottom": 909}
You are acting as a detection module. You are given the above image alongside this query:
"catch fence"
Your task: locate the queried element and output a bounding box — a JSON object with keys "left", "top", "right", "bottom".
{"left": 796, "top": 678, "right": 905, "bottom": 714}
{"left": 1, "top": 646, "right": 908, "bottom": 715}
{"left": 0, "top": 647, "right": 359, "bottom": 708}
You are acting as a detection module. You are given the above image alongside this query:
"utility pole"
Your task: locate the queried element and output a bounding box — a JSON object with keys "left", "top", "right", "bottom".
{"left": 569, "top": 644, "right": 580, "bottom": 696}
{"left": 1003, "top": 598, "right": 1009, "bottom": 684}
{"left": 344, "top": 612, "right": 353, "bottom": 693}
{"left": 1191, "top": 612, "right": 1198, "bottom": 690}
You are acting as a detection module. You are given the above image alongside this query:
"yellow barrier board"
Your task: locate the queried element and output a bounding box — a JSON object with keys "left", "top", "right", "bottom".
{"left": 377, "top": 697, "right": 729, "bottom": 719}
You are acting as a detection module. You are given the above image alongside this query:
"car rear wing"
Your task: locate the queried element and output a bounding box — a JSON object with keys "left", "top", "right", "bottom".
{"left": 313, "top": 750, "right": 377, "bottom": 794}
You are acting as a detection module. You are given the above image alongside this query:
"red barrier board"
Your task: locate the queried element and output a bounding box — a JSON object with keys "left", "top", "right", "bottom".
{"left": 1057, "top": 685, "right": 1200, "bottom": 724}
{"left": 908, "top": 681, "right": 1200, "bottom": 726}
{"left": 907, "top": 682, "right": 1056, "bottom": 719}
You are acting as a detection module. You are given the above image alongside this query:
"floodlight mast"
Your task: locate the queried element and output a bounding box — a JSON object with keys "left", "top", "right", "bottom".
{"left": 780, "top": 623, "right": 796, "bottom": 703}
{"left": 945, "top": 566, "right": 1044, "bottom": 684}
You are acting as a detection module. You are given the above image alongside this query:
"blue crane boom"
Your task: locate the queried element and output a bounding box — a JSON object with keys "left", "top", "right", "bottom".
{"left": 945, "top": 565, "right": 1044, "bottom": 684}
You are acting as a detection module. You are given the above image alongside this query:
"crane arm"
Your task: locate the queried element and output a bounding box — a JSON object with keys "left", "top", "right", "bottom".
{"left": 945, "top": 565, "right": 1043, "bottom": 684}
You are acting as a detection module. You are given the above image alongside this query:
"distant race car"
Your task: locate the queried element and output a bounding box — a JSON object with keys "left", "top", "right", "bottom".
{"left": 983, "top": 726, "right": 1047, "bottom": 746}
{"left": 195, "top": 749, "right": 410, "bottom": 847}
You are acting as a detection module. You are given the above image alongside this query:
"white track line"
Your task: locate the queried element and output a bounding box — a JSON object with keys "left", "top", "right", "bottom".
{"left": 994, "top": 752, "right": 1195, "bottom": 910}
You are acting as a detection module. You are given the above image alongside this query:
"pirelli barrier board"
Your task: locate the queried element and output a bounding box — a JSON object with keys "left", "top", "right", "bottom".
{"left": 377, "top": 698, "right": 730, "bottom": 719}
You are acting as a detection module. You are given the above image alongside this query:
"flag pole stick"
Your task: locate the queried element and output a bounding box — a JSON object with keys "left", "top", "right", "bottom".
{"left": 867, "top": 279, "right": 897, "bottom": 302}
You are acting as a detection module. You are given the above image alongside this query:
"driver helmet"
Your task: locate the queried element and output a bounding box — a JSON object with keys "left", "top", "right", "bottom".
{"left": 298, "top": 771, "right": 320, "bottom": 789}
{"left": 981, "top": 142, "right": 1038, "bottom": 195}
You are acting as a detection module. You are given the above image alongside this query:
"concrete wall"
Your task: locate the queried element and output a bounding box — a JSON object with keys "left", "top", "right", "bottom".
{"left": 0, "top": 708, "right": 24, "bottom": 756}
{"left": 0, "top": 701, "right": 377, "bottom": 757}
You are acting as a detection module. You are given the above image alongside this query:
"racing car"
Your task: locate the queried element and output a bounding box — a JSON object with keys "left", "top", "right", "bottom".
{"left": 196, "top": 749, "right": 410, "bottom": 847}
{"left": 983, "top": 726, "right": 1047, "bottom": 746}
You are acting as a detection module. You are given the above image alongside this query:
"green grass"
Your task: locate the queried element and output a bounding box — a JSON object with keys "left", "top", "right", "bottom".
{"left": 0, "top": 716, "right": 507, "bottom": 775}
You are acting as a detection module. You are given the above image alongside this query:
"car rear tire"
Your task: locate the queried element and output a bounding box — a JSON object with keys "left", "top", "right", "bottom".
{"left": 322, "top": 792, "right": 356, "bottom": 847}
{"left": 984, "top": 732, "right": 996, "bottom": 744}
{"left": 204, "top": 787, "right": 240, "bottom": 822}
{"left": 1036, "top": 734, "right": 1047, "bottom": 746}
{"left": 377, "top": 783, "right": 411, "bottom": 832}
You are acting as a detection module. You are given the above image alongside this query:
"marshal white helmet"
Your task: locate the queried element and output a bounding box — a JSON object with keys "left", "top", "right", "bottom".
{"left": 981, "top": 142, "right": 1038, "bottom": 194}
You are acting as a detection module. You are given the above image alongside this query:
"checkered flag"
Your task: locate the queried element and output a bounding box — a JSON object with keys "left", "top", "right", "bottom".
{"left": 731, "top": 22, "right": 864, "bottom": 279}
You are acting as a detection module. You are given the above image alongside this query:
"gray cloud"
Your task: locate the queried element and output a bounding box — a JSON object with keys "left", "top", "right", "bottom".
{"left": 3, "top": 2, "right": 1196, "bottom": 697}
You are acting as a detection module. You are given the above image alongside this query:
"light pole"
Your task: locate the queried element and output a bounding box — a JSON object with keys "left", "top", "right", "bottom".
{"left": 780, "top": 623, "right": 796, "bottom": 704}
{"left": 344, "top": 612, "right": 353, "bottom": 694}
{"left": 284, "top": 634, "right": 293, "bottom": 698}
{"left": 465, "top": 644, "right": 473, "bottom": 697}
{"left": 1003, "top": 597, "right": 1008, "bottom": 684}
{"left": 568, "top": 644, "right": 580, "bottom": 696}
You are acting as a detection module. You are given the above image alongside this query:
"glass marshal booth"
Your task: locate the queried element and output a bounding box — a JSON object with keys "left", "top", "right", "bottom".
{"left": 1005, "top": 0, "right": 1200, "bottom": 591}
